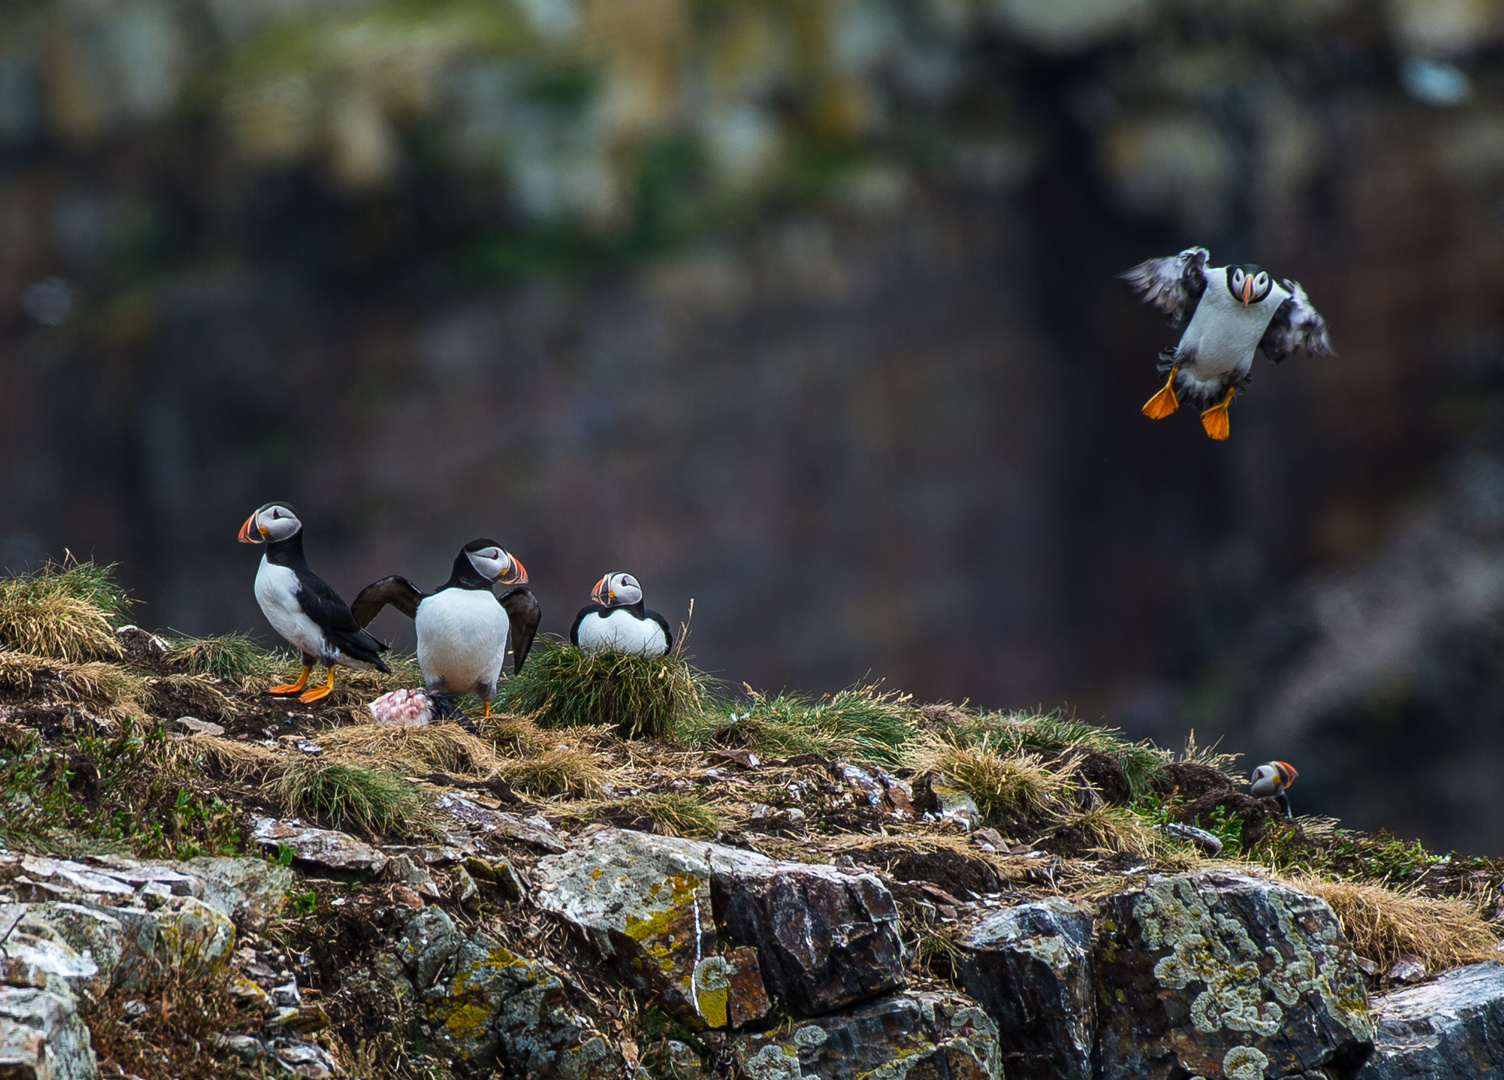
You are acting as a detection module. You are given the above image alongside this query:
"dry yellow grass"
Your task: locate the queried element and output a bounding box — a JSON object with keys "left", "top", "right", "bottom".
{"left": 0, "top": 652, "right": 147, "bottom": 722}
{"left": 318, "top": 722, "right": 500, "bottom": 777}
{"left": 1286, "top": 875, "right": 1502, "bottom": 975}
{"left": 0, "top": 564, "right": 124, "bottom": 662}
{"left": 1048, "top": 804, "right": 1158, "bottom": 856}
{"left": 478, "top": 713, "right": 552, "bottom": 756}
{"left": 494, "top": 746, "right": 609, "bottom": 799}
{"left": 909, "top": 733, "right": 1071, "bottom": 826}
{"left": 163, "top": 734, "right": 280, "bottom": 778}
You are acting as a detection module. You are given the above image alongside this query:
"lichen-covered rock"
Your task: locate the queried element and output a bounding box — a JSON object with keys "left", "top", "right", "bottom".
{"left": 534, "top": 830, "right": 770, "bottom": 1029}
{"left": 395, "top": 908, "right": 619, "bottom": 1078}
{"left": 1094, "top": 871, "right": 1374, "bottom": 1080}
{"left": 955, "top": 897, "right": 1095, "bottom": 1080}
{"left": 732, "top": 990, "right": 1001, "bottom": 1079}
{"left": 705, "top": 842, "right": 904, "bottom": 1016}
{"left": 152, "top": 895, "right": 235, "bottom": 976}
{"left": 0, "top": 985, "right": 96, "bottom": 1080}
{"left": 1359, "top": 960, "right": 1504, "bottom": 1079}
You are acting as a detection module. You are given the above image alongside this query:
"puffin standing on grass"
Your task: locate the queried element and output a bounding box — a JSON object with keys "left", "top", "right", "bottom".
{"left": 570, "top": 572, "right": 673, "bottom": 656}
{"left": 1250, "top": 760, "right": 1299, "bottom": 818}
{"left": 351, "top": 539, "right": 539, "bottom": 718}
{"left": 237, "top": 503, "right": 390, "bottom": 702}
{"left": 1122, "top": 247, "right": 1334, "bottom": 440}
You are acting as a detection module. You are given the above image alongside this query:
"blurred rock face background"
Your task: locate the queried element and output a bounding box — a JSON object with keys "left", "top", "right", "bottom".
{"left": 3, "top": 0, "right": 1504, "bottom": 849}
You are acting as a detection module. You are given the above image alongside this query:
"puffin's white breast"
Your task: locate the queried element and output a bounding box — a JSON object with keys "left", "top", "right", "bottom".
{"left": 1179, "top": 275, "right": 1290, "bottom": 380}
{"left": 415, "top": 587, "right": 510, "bottom": 694}
{"left": 576, "top": 609, "right": 668, "bottom": 656}
{"left": 254, "top": 557, "right": 328, "bottom": 660}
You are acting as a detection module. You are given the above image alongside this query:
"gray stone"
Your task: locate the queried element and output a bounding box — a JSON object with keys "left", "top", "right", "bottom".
{"left": 705, "top": 841, "right": 904, "bottom": 1016}
{"left": 434, "top": 793, "right": 565, "bottom": 852}
{"left": 955, "top": 897, "right": 1095, "bottom": 1080}
{"left": 1360, "top": 960, "right": 1504, "bottom": 1079}
{"left": 176, "top": 856, "right": 294, "bottom": 928}
{"left": 251, "top": 818, "right": 389, "bottom": 873}
{"left": 732, "top": 990, "right": 1001, "bottom": 1079}
{"left": 1094, "top": 870, "right": 1374, "bottom": 1080}
{"left": 0, "top": 985, "right": 96, "bottom": 1080}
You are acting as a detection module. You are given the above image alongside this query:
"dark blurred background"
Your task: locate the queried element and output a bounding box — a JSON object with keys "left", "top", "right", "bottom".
{"left": 4, "top": 0, "right": 1504, "bottom": 851}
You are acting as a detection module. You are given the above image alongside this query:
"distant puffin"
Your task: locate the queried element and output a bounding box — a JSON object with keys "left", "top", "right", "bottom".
{"left": 351, "top": 539, "right": 539, "bottom": 718}
{"left": 569, "top": 572, "right": 672, "bottom": 656}
{"left": 237, "top": 503, "right": 390, "bottom": 702}
{"left": 1249, "top": 760, "right": 1299, "bottom": 818}
{"left": 1122, "top": 248, "right": 1334, "bottom": 440}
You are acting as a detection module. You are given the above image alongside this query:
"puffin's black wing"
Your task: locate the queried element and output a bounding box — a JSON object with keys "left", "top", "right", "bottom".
{"left": 569, "top": 603, "right": 608, "bottom": 646}
{"left": 645, "top": 608, "right": 675, "bottom": 652}
{"left": 295, "top": 569, "right": 391, "bottom": 671}
{"left": 498, "top": 587, "right": 541, "bottom": 675}
{"left": 1120, "top": 247, "right": 1209, "bottom": 328}
{"left": 351, "top": 576, "right": 426, "bottom": 628}
{"left": 1260, "top": 280, "right": 1334, "bottom": 363}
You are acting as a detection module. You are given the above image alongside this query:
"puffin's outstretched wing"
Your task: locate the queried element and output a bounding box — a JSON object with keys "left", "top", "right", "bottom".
{"left": 498, "top": 587, "right": 541, "bottom": 675}
{"left": 351, "top": 576, "right": 426, "bottom": 629}
{"left": 1120, "top": 247, "right": 1210, "bottom": 328}
{"left": 1260, "top": 280, "right": 1334, "bottom": 363}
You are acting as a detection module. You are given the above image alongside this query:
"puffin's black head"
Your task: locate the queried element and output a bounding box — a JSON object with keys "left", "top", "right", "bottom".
{"left": 1226, "top": 265, "right": 1273, "bottom": 307}
{"left": 238, "top": 503, "right": 301, "bottom": 544}
{"left": 590, "top": 572, "right": 642, "bottom": 608}
{"left": 461, "top": 539, "right": 528, "bottom": 585}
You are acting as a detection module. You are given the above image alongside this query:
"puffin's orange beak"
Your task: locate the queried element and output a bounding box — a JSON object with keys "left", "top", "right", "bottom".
{"left": 1274, "top": 761, "right": 1298, "bottom": 788}
{"left": 238, "top": 512, "right": 264, "bottom": 544}
{"left": 590, "top": 576, "right": 608, "bottom": 604}
{"left": 501, "top": 555, "right": 529, "bottom": 585}
{"left": 1241, "top": 276, "right": 1254, "bottom": 306}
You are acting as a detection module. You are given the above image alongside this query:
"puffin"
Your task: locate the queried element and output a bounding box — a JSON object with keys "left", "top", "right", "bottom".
{"left": 1121, "top": 247, "right": 1334, "bottom": 440}
{"left": 237, "top": 502, "right": 390, "bottom": 702}
{"left": 1249, "top": 760, "right": 1299, "bottom": 818}
{"left": 569, "top": 572, "right": 673, "bottom": 656}
{"left": 351, "top": 539, "right": 539, "bottom": 718}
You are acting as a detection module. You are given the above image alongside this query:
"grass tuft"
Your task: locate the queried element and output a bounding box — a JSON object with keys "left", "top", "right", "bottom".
{"left": 167, "top": 631, "right": 281, "bottom": 687}
{"left": 680, "top": 684, "right": 917, "bottom": 766}
{"left": 910, "top": 733, "right": 1070, "bottom": 827}
{"left": 494, "top": 745, "right": 608, "bottom": 799}
{"left": 940, "top": 709, "right": 1169, "bottom": 800}
{"left": 0, "top": 559, "right": 129, "bottom": 662}
{"left": 600, "top": 791, "right": 722, "bottom": 837}
{"left": 0, "top": 652, "right": 148, "bottom": 721}
{"left": 1286, "top": 875, "right": 1501, "bottom": 974}
{"left": 269, "top": 761, "right": 434, "bottom": 839}
{"left": 498, "top": 642, "right": 714, "bottom": 739}
{"left": 319, "top": 722, "right": 500, "bottom": 777}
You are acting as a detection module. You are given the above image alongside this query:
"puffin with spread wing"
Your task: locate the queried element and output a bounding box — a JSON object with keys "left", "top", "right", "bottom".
{"left": 352, "top": 539, "right": 540, "bottom": 718}
{"left": 1122, "top": 248, "right": 1334, "bottom": 440}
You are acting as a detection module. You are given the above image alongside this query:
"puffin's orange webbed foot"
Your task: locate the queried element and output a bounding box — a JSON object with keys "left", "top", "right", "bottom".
{"left": 298, "top": 669, "right": 336, "bottom": 704}
{"left": 1142, "top": 366, "right": 1180, "bottom": 420}
{"left": 268, "top": 664, "right": 312, "bottom": 695}
{"left": 1200, "top": 386, "right": 1236, "bottom": 441}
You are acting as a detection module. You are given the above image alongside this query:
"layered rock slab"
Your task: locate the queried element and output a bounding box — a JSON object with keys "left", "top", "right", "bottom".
{"left": 955, "top": 897, "right": 1095, "bottom": 1080}
{"left": 1359, "top": 960, "right": 1504, "bottom": 1079}
{"left": 1094, "top": 870, "right": 1374, "bottom": 1080}
{"left": 732, "top": 990, "right": 1001, "bottom": 1079}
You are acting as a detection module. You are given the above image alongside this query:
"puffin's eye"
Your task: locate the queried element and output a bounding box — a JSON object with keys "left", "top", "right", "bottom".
{"left": 1232, "top": 269, "right": 1244, "bottom": 285}
{"left": 1256, "top": 273, "right": 1268, "bottom": 287}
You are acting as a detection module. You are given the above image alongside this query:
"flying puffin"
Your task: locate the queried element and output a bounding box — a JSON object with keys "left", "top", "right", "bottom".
{"left": 351, "top": 539, "right": 539, "bottom": 718}
{"left": 237, "top": 503, "right": 390, "bottom": 702}
{"left": 1249, "top": 760, "right": 1299, "bottom": 818}
{"left": 1121, "top": 248, "right": 1334, "bottom": 440}
{"left": 569, "top": 572, "right": 673, "bottom": 656}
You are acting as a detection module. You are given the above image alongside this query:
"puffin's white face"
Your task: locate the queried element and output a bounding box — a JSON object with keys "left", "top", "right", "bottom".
{"left": 466, "top": 546, "right": 527, "bottom": 584}
{"left": 238, "top": 503, "right": 301, "bottom": 544}
{"left": 1226, "top": 265, "right": 1272, "bottom": 307}
{"left": 591, "top": 572, "right": 642, "bottom": 607}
